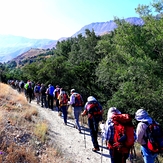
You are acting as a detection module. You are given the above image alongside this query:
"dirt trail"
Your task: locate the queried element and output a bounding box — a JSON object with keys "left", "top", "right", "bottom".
{"left": 31, "top": 101, "right": 112, "bottom": 163}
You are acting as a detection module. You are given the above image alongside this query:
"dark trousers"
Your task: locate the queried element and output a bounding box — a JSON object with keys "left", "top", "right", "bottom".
{"left": 27, "top": 93, "right": 32, "bottom": 103}
{"left": 41, "top": 95, "right": 47, "bottom": 108}
{"left": 88, "top": 117, "right": 99, "bottom": 149}
{"left": 26, "top": 88, "right": 33, "bottom": 103}
{"left": 48, "top": 95, "right": 54, "bottom": 110}
{"left": 56, "top": 99, "right": 60, "bottom": 112}
{"left": 110, "top": 148, "right": 129, "bottom": 163}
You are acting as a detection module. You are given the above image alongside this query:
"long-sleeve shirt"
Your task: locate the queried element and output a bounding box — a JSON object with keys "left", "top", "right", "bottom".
{"left": 136, "top": 122, "right": 148, "bottom": 145}
{"left": 68, "top": 93, "right": 77, "bottom": 105}
{"left": 103, "top": 120, "right": 114, "bottom": 143}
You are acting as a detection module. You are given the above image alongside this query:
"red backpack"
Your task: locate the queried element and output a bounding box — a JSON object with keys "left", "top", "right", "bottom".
{"left": 108, "top": 114, "right": 135, "bottom": 154}
{"left": 72, "top": 93, "right": 84, "bottom": 107}
{"left": 60, "top": 93, "right": 69, "bottom": 106}
{"left": 86, "top": 102, "right": 102, "bottom": 119}
{"left": 55, "top": 88, "right": 60, "bottom": 99}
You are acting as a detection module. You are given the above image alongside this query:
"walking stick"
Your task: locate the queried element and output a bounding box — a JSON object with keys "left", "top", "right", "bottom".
{"left": 100, "top": 122, "right": 105, "bottom": 163}
{"left": 82, "top": 116, "right": 86, "bottom": 148}
{"left": 101, "top": 133, "right": 103, "bottom": 163}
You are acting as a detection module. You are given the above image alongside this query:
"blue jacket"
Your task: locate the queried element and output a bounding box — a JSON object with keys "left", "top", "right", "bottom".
{"left": 49, "top": 85, "right": 54, "bottom": 96}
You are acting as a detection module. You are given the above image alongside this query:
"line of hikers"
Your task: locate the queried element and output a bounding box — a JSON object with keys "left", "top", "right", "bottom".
{"left": 8, "top": 79, "right": 162, "bottom": 163}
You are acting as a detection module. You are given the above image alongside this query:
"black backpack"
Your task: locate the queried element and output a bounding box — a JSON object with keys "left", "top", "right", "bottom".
{"left": 41, "top": 86, "right": 46, "bottom": 94}
{"left": 143, "top": 121, "right": 163, "bottom": 153}
{"left": 20, "top": 82, "right": 24, "bottom": 88}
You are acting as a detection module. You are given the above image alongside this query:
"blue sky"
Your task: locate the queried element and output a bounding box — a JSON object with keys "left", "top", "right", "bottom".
{"left": 0, "top": 0, "right": 152, "bottom": 40}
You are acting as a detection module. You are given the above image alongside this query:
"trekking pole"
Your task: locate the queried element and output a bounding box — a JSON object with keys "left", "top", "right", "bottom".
{"left": 101, "top": 132, "right": 103, "bottom": 163}
{"left": 82, "top": 116, "right": 86, "bottom": 148}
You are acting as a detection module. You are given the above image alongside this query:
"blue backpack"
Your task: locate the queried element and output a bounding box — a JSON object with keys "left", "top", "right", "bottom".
{"left": 35, "top": 86, "right": 39, "bottom": 93}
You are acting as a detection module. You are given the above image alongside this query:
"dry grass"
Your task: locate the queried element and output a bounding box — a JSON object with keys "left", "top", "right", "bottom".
{"left": 0, "top": 83, "right": 67, "bottom": 162}
{"left": 23, "top": 107, "right": 38, "bottom": 121}
{"left": 0, "top": 83, "right": 28, "bottom": 112}
{"left": 67, "top": 105, "right": 74, "bottom": 119}
{"left": 34, "top": 122, "right": 48, "bottom": 143}
{"left": 5, "top": 143, "right": 39, "bottom": 163}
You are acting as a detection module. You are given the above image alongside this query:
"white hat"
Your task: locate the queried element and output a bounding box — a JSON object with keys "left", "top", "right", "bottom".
{"left": 135, "top": 109, "right": 149, "bottom": 121}
{"left": 107, "top": 107, "right": 121, "bottom": 120}
{"left": 71, "top": 89, "right": 75, "bottom": 92}
{"left": 108, "top": 107, "right": 121, "bottom": 114}
{"left": 87, "top": 96, "right": 97, "bottom": 102}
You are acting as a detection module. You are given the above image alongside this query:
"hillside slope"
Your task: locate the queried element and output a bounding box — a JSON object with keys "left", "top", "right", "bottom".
{"left": 0, "top": 35, "right": 57, "bottom": 63}
{"left": 0, "top": 83, "right": 66, "bottom": 162}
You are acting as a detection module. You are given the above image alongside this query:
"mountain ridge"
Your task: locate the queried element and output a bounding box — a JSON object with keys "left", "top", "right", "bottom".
{"left": 0, "top": 17, "right": 143, "bottom": 63}
{"left": 72, "top": 17, "right": 144, "bottom": 37}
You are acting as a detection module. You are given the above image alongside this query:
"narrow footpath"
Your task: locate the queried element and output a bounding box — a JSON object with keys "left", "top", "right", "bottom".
{"left": 30, "top": 101, "right": 112, "bottom": 163}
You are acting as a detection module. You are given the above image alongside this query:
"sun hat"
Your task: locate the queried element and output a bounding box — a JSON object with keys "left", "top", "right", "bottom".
{"left": 107, "top": 107, "right": 121, "bottom": 120}
{"left": 87, "top": 96, "right": 97, "bottom": 102}
{"left": 71, "top": 89, "right": 75, "bottom": 92}
{"left": 135, "top": 109, "right": 149, "bottom": 121}
{"left": 108, "top": 107, "right": 121, "bottom": 114}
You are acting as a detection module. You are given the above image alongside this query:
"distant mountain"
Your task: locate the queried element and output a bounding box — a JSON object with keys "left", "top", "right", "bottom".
{"left": 0, "top": 35, "right": 57, "bottom": 62}
{"left": 0, "top": 17, "right": 144, "bottom": 63}
{"left": 12, "top": 48, "right": 49, "bottom": 61}
{"left": 72, "top": 17, "right": 144, "bottom": 37}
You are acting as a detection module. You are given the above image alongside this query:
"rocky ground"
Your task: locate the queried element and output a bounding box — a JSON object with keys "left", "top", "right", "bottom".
{"left": 31, "top": 101, "right": 112, "bottom": 163}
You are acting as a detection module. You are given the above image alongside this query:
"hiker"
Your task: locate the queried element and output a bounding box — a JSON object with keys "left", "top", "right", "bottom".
{"left": 58, "top": 88, "right": 69, "bottom": 124}
{"left": 15, "top": 80, "right": 19, "bottom": 91}
{"left": 19, "top": 80, "right": 24, "bottom": 93}
{"left": 40, "top": 83, "right": 47, "bottom": 108}
{"left": 103, "top": 107, "right": 134, "bottom": 163}
{"left": 26, "top": 82, "right": 33, "bottom": 103}
{"left": 81, "top": 96, "right": 103, "bottom": 152}
{"left": 34, "top": 83, "right": 41, "bottom": 104}
{"left": 24, "top": 80, "right": 30, "bottom": 98}
{"left": 68, "top": 89, "right": 84, "bottom": 133}
{"left": 48, "top": 84, "right": 54, "bottom": 110}
{"left": 135, "top": 109, "right": 158, "bottom": 163}
{"left": 53, "top": 85, "right": 60, "bottom": 113}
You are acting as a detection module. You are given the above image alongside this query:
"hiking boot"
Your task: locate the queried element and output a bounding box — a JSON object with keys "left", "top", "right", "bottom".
{"left": 92, "top": 147, "right": 100, "bottom": 152}
{"left": 73, "top": 125, "right": 77, "bottom": 129}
